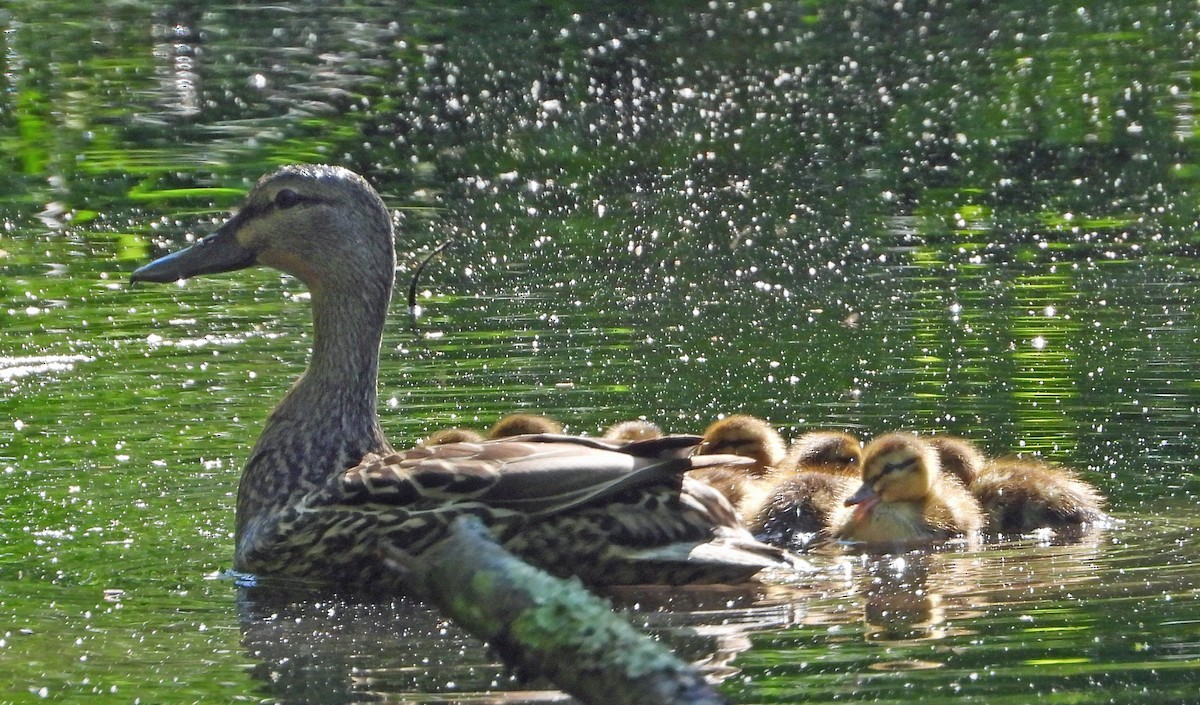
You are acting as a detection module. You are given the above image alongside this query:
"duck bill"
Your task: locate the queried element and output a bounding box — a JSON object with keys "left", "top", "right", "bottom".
{"left": 846, "top": 482, "right": 882, "bottom": 523}
{"left": 845, "top": 483, "right": 878, "bottom": 507}
{"left": 131, "top": 221, "right": 255, "bottom": 284}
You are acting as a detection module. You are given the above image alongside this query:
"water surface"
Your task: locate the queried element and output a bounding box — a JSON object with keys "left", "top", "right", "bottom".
{"left": 1, "top": 1, "right": 1198, "bottom": 703}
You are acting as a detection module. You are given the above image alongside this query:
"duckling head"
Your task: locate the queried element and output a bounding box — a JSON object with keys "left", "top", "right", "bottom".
{"left": 131, "top": 165, "right": 395, "bottom": 298}
{"left": 421, "top": 427, "right": 485, "bottom": 446}
{"left": 847, "top": 433, "right": 939, "bottom": 509}
{"left": 926, "top": 436, "right": 985, "bottom": 486}
{"left": 789, "top": 431, "right": 862, "bottom": 474}
{"left": 602, "top": 419, "right": 664, "bottom": 442}
{"left": 697, "top": 415, "right": 786, "bottom": 474}
{"left": 488, "top": 413, "right": 563, "bottom": 438}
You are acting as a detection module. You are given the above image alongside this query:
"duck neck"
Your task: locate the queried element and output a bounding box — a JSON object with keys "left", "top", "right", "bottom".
{"left": 236, "top": 279, "right": 393, "bottom": 537}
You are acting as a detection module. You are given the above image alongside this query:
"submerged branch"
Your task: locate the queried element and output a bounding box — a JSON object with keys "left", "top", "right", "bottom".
{"left": 382, "top": 515, "right": 730, "bottom": 705}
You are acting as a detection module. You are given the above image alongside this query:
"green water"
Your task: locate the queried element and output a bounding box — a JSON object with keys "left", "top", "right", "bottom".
{"left": 2, "top": 0, "right": 1198, "bottom": 702}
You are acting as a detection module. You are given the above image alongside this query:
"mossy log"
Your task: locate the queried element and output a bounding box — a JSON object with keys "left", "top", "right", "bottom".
{"left": 382, "top": 515, "right": 731, "bottom": 705}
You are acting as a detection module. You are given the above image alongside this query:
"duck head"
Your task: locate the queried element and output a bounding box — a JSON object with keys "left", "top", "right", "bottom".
{"left": 697, "top": 415, "right": 786, "bottom": 474}
{"left": 926, "top": 435, "right": 985, "bottom": 486}
{"left": 846, "top": 433, "right": 939, "bottom": 511}
{"left": 131, "top": 165, "right": 396, "bottom": 296}
{"left": 790, "top": 431, "right": 862, "bottom": 474}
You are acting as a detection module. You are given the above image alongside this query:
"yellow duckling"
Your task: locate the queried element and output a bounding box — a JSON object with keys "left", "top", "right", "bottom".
{"left": 747, "top": 431, "right": 862, "bottom": 545}
{"left": 419, "top": 427, "right": 485, "bottom": 446}
{"left": 488, "top": 413, "right": 563, "bottom": 438}
{"left": 831, "top": 433, "right": 983, "bottom": 546}
{"left": 692, "top": 415, "right": 787, "bottom": 516}
{"left": 602, "top": 419, "right": 664, "bottom": 442}
{"left": 928, "top": 436, "right": 1108, "bottom": 533}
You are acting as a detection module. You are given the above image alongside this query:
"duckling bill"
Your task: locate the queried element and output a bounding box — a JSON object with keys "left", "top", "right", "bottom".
{"left": 132, "top": 165, "right": 794, "bottom": 589}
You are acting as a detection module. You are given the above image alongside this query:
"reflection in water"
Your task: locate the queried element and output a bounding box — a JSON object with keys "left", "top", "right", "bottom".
{"left": 858, "top": 553, "right": 949, "bottom": 643}
{"left": 237, "top": 581, "right": 802, "bottom": 702}
{"left": 237, "top": 586, "right": 514, "bottom": 703}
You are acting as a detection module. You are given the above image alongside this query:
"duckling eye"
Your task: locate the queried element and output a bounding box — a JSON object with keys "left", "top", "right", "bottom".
{"left": 880, "top": 457, "right": 916, "bottom": 475}
{"left": 274, "top": 188, "right": 303, "bottom": 209}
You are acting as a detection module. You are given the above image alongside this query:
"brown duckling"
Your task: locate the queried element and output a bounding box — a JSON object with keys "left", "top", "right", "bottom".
{"left": 973, "top": 456, "right": 1108, "bottom": 533}
{"left": 748, "top": 431, "right": 863, "bottom": 546}
{"left": 928, "top": 435, "right": 1108, "bottom": 533}
{"left": 692, "top": 415, "right": 787, "bottom": 515}
{"left": 488, "top": 413, "right": 563, "bottom": 438}
{"left": 926, "top": 435, "right": 986, "bottom": 486}
{"left": 419, "top": 427, "right": 485, "bottom": 446}
{"left": 781, "top": 431, "right": 863, "bottom": 477}
{"left": 830, "top": 433, "right": 983, "bottom": 546}
{"left": 602, "top": 419, "right": 664, "bottom": 442}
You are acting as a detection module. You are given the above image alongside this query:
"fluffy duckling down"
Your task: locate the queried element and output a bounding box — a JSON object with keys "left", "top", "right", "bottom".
{"left": 691, "top": 415, "right": 787, "bottom": 518}
{"left": 831, "top": 433, "right": 983, "bottom": 547}
{"left": 488, "top": 413, "right": 564, "bottom": 438}
{"left": 928, "top": 435, "right": 1108, "bottom": 534}
{"left": 748, "top": 431, "right": 863, "bottom": 546}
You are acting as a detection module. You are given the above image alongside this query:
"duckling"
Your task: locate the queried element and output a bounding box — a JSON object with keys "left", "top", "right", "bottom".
{"left": 782, "top": 430, "right": 863, "bottom": 477}
{"left": 602, "top": 419, "right": 664, "bottom": 442}
{"left": 488, "top": 413, "right": 563, "bottom": 438}
{"left": 927, "top": 436, "right": 1108, "bottom": 533}
{"left": 972, "top": 456, "right": 1108, "bottom": 533}
{"left": 926, "top": 435, "right": 986, "bottom": 486}
{"left": 748, "top": 431, "right": 863, "bottom": 546}
{"left": 696, "top": 415, "right": 786, "bottom": 477}
{"left": 692, "top": 415, "right": 787, "bottom": 515}
{"left": 131, "top": 165, "right": 793, "bottom": 589}
{"left": 830, "top": 433, "right": 983, "bottom": 546}
{"left": 420, "top": 427, "right": 485, "bottom": 446}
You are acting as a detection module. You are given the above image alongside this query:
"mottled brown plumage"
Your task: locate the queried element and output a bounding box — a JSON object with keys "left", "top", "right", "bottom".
{"left": 132, "top": 165, "right": 792, "bottom": 590}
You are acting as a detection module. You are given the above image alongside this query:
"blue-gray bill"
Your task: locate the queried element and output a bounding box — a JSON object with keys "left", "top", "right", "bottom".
{"left": 131, "top": 225, "right": 256, "bottom": 283}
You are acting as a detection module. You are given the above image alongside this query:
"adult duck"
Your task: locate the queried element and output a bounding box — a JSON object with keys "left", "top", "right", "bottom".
{"left": 131, "top": 165, "right": 791, "bottom": 589}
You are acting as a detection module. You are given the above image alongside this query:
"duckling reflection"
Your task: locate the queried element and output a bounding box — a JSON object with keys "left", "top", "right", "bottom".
{"left": 831, "top": 433, "right": 983, "bottom": 548}
{"left": 858, "top": 554, "right": 944, "bottom": 641}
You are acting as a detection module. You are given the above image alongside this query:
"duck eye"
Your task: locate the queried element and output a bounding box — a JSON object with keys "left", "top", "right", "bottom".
{"left": 274, "top": 188, "right": 302, "bottom": 209}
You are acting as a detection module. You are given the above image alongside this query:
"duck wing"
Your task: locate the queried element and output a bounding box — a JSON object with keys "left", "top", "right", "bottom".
{"left": 331, "top": 434, "right": 751, "bottom": 516}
